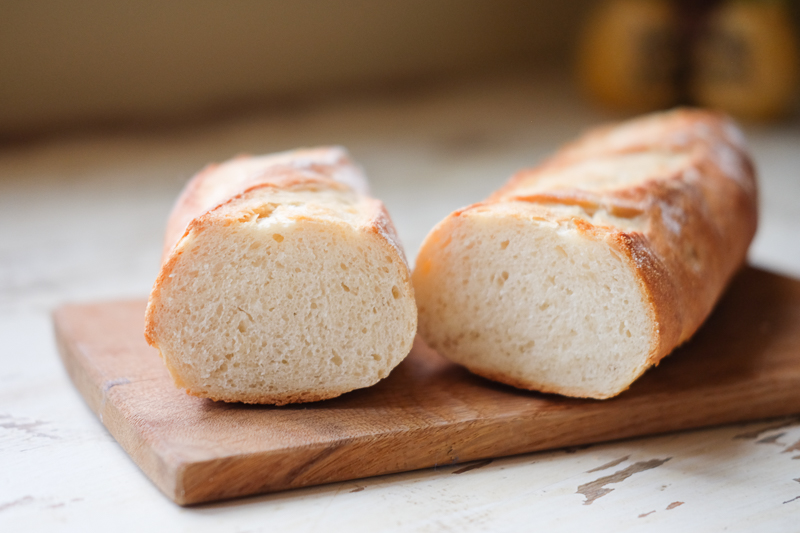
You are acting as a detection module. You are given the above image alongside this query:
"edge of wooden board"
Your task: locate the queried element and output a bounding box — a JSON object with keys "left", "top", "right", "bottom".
{"left": 53, "top": 267, "right": 800, "bottom": 505}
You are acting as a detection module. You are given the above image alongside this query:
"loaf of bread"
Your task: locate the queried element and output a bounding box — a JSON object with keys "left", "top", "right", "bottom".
{"left": 412, "top": 109, "right": 757, "bottom": 399}
{"left": 145, "top": 147, "right": 417, "bottom": 405}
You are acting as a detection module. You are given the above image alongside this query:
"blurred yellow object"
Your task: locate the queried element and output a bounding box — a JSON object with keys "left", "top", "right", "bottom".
{"left": 692, "top": 1, "right": 800, "bottom": 121}
{"left": 577, "top": 0, "right": 800, "bottom": 121}
{"left": 577, "top": 0, "right": 678, "bottom": 111}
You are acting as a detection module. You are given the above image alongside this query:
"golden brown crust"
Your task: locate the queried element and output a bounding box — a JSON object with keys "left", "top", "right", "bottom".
{"left": 492, "top": 108, "right": 754, "bottom": 202}
{"left": 180, "top": 387, "right": 348, "bottom": 406}
{"left": 419, "top": 108, "right": 757, "bottom": 393}
{"left": 160, "top": 146, "right": 365, "bottom": 260}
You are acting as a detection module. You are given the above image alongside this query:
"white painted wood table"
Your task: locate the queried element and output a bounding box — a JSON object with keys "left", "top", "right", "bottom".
{"left": 2, "top": 74, "right": 800, "bottom": 531}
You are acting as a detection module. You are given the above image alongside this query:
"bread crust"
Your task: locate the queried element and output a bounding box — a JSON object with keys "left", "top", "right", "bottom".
{"left": 160, "top": 147, "right": 369, "bottom": 261}
{"left": 145, "top": 147, "right": 416, "bottom": 405}
{"left": 414, "top": 109, "right": 757, "bottom": 398}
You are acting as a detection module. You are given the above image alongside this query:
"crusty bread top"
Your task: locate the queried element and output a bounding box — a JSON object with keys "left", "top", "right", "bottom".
{"left": 472, "top": 108, "right": 757, "bottom": 366}
{"left": 491, "top": 109, "right": 754, "bottom": 201}
{"left": 162, "top": 146, "right": 371, "bottom": 261}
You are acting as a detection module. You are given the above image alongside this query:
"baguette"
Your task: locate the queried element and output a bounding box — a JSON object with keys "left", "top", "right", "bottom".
{"left": 145, "top": 147, "right": 417, "bottom": 405}
{"left": 412, "top": 109, "right": 757, "bottom": 399}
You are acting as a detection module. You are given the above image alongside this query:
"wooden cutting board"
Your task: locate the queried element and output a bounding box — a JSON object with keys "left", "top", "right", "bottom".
{"left": 54, "top": 266, "right": 800, "bottom": 506}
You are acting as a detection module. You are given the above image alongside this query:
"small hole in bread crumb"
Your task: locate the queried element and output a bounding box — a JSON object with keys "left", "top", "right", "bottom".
{"left": 391, "top": 286, "right": 400, "bottom": 299}
{"left": 341, "top": 263, "right": 348, "bottom": 270}
{"left": 500, "top": 240, "right": 509, "bottom": 250}
{"left": 331, "top": 354, "right": 343, "bottom": 366}
{"left": 311, "top": 302, "right": 317, "bottom": 309}
{"left": 372, "top": 354, "right": 382, "bottom": 361}
{"left": 523, "top": 340, "right": 535, "bottom": 350}
{"left": 342, "top": 283, "right": 350, "bottom": 292}
{"left": 273, "top": 234, "right": 284, "bottom": 242}
{"left": 501, "top": 271, "right": 509, "bottom": 280}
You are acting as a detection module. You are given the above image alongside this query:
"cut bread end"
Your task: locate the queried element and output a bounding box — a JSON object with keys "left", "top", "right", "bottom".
{"left": 145, "top": 187, "right": 417, "bottom": 405}
{"left": 412, "top": 202, "right": 655, "bottom": 399}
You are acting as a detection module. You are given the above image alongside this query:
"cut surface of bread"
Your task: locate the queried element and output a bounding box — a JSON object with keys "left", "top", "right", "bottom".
{"left": 413, "top": 109, "right": 757, "bottom": 399}
{"left": 145, "top": 148, "right": 417, "bottom": 405}
{"left": 414, "top": 202, "right": 652, "bottom": 398}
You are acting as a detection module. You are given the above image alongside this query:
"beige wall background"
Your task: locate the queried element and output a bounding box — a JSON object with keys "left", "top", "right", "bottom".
{"left": 0, "top": 0, "right": 594, "bottom": 138}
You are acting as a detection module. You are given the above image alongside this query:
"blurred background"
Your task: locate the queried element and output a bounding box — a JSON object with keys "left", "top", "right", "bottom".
{"left": 1, "top": 0, "right": 800, "bottom": 312}
{"left": 1, "top": 0, "right": 798, "bottom": 139}
{"left": 0, "top": 0, "right": 593, "bottom": 139}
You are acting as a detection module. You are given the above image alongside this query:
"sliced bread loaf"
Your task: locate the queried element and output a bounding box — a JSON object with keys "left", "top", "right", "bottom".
{"left": 145, "top": 147, "right": 417, "bottom": 404}
{"left": 412, "top": 109, "right": 757, "bottom": 399}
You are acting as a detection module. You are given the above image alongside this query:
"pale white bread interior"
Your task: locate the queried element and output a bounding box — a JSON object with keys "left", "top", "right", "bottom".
{"left": 414, "top": 202, "right": 651, "bottom": 397}
{"left": 413, "top": 109, "right": 757, "bottom": 399}
{"left": 145, "top": 148, "right": 417, "bottom": 405}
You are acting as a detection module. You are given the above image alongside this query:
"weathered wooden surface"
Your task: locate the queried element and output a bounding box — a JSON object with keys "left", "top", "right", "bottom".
{"left": 54, "top": 267, "right": 800, "bottom": 505}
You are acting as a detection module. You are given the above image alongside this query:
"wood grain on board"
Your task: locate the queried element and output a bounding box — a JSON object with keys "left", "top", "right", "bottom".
{"left": 54, "top": 266, "right": 800, "bottom": 506}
